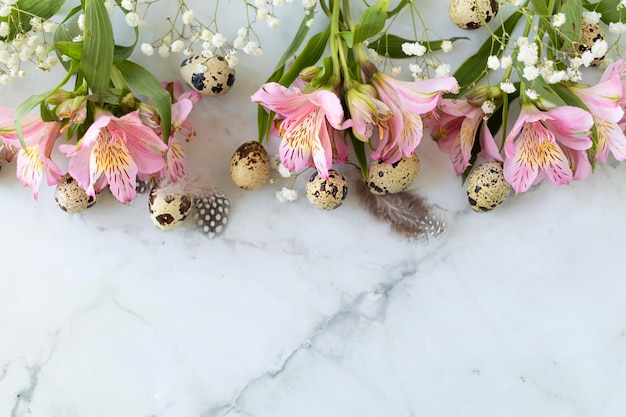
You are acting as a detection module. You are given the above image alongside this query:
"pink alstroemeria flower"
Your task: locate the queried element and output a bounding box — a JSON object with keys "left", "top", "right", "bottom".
{"left": 60, "top": 110, "right": 168, "bottom": 203}
{"left": 251, "top": 82, "right": 350, "bottom": 178}
{"left": 369, "top": 71, "right": 458, "bottom": 163}
{"left": 0, "top": 108, "right": 63, "bottom": 199}
{"left": 503, "top": 104, "right": 593, "bottom": 193}
{"left": 569, "top": 60, "right": 626, "bottom": 162}
{"left": 345, "top": 84, "right": 391, "bottom": 142}
{"left": 157, "top": 81, "right": 202, "bottom": 181}
{"left": 433, "top": 99, "right": 502, "bottom": 174}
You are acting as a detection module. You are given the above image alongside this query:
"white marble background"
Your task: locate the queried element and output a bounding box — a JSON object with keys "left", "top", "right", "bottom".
{"left": 2, "top": 1, "right": 626, "bottom": 417}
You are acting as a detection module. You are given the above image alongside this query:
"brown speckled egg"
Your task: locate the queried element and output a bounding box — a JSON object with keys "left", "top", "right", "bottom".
{"left": 180, "top": 55, "right": 235, "bottom": 96}
{"left": 449, "top": 0, "right": 499, "bottom": 30}
{"left": 230, "top": 141, "right": 271, "bottom": 190}
{"left": 576, "top": 21, "right": 606, "bottom": 66}
{"left": 367, "top": 154, "right": 420, "bottom": 195}
{"left": 306, "top": 170, "right": 348, "bottom": 210}
{"left": 466, "top": 161, "right": 511, "bottom": 212}
{"left": 148, "top": 184, "right": 193, "bottom": 230}
{"left": 55, "top": 173, "right": 98, "bottom": 213}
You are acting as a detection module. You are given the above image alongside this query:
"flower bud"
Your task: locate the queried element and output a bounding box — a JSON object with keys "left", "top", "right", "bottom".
{"left": 299, "top": 65, "right": 322, "bottom": 82}
{"left": 55, "top": 96, "right": 87, "bottom": 125}
{"left": 466, "top": 86, "right": 502, "bottom": 107}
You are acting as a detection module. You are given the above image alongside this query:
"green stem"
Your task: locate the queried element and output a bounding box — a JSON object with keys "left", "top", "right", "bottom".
{"left": 329, "top": 0, "right": 342, "bottom": 84}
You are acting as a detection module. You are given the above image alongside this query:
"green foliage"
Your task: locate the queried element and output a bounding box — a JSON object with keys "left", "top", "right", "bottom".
{"left": 353, "top": 0, "right": 389, "bottom": 45}
{"left": 80, "top": 0, "right": 114, "bottom": 94}
{"left": 368, "top": 34, "right": 469, "bottom": 59}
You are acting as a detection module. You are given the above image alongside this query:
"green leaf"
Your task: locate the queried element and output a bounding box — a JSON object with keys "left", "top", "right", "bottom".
{"left": 56, "top": 41, "right": 142, "bottom": 63}
{"left": 350, "top": 132, "right": 369, "bottom": 181}
{"left": 1, "top": 0, "right": 65, "bottom": 40}
{"left": 338, "top": 31, "right": 354, "bottom": 48}
{"left": 368, "top": 34, "right": 469, "bottom": 58}
{"left": 585, "top": 0, "right": 624, "bottom": 23}
{"left": 40, "top": 102, "right": 59, "bottom": 123}
{"left": 278, "top": 27, "right": 330, "bottom": 87}
{"left": 530, "top": 0, "right": 551, "bottom": 15}
{"left": 116, "top": 60, "right": 172, "bottom": 142}
{"left": 53, "top": 5, "right": 82, "bottom": 70}
{"left": 559, "top": 0, "right": 583, "bottom": 50}
{"left": 80, "top": 0, "right": 114, "bottom": 93}
{"left": 310, "top": 56, "right": 334, "bottom": 88}
{"left": 275, "top": 14, "right": 314, "bottom": 71}
{"left": 453, "top": 12, "right": 522, "bottom": 95}
{"left": 15, "top": 60, "right": 79, "bottom": 148}
{"left": 353, "top": 0, "right": 389, "bottom": 45}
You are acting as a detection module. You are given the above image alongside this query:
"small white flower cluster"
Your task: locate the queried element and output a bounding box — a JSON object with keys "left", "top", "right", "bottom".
{"left": 269, "top": 154, "right": 299, "bottom": 203}
{"left": 0, "top": 2, "right": 58, "bottom": 83}
{"left": 392, "top": 40, "right": 454, "bottom": 80}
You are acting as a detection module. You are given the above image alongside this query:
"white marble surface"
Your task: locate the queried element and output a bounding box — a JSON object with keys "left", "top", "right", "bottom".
{"left": 2, "top": 2, "right": 626, "bottom": 417}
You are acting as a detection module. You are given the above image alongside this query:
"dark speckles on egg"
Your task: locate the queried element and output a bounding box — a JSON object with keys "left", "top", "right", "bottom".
{"left": 180, "top": 55, "right": 236, "bottom": 96}
{"left": 367, "top": 154, "right": 420, "bottom": 195}
{"left": 54, "top": 173, "right": 99, "bottom": 214}
{"left": 449, "top": 0, "right": 498, "bottom": 30}
{"left": 466, "top": 161, "right": 511, "bottom": 213}
{"left": 306, "top": 170, "right": 348, "bottom": 210}
{"left": 229, "top": 141, "right": 271, "bottom": 190}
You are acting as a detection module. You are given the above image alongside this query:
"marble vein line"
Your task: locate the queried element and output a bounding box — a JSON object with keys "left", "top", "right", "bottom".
{"left": 203, "top": 259, "right": 428, "bottom": 417}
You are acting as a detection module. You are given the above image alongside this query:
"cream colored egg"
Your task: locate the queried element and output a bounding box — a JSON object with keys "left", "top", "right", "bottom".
{"left": 466, "top": 161, "right": 511, "bottom": 212}
{"left": 148, "top": 185, "right": 193, "bottom": 230}
{"left": 55, "top": 173, "right": 99, "bottom": 213}
{"left": 367, "top": 154, "right": 420, "bottom": 195}
{"left": 180, "top": 55, "right": 235, "bottom": 96}
{"left": 306, "top": 170, "right": 348, "bottom": 210}
{"left": 230, "top": 141, "right": 271, "bottom": 190}
{"left": 449, "top": 0, "right": 499, "bottom": 30}
{"left": 576, "top": 21, "right": 606, "bottom": 66}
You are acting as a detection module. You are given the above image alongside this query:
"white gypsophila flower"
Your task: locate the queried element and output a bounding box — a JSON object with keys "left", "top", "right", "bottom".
{"left": 441, "top": 40, "right": 453, "bottom": 53}
{"left": 569, "top": 56, "right": 583, "bottom": 69}
{"left": 60, "top": 54, "right": 71, "bottom": 61}
{"left": 277, "top": 163, "right": 291, "bottom": 177}
{"left": 3, "top": 0, "right": 18, "bottom": 5}
{"left": 487, "top": 55, "right": 500, "bottom": 70}
{"left": 233, "top": 37, "right": 245, "bottom": 49}
{"left": 77, "top": 14, "right": 85, "bottom": 30}
{"left": 567, "top": 66, "right": 583, "bottom": 82}
{"left": 225, "top": 54, "right": 238, "bottom": 67}
{"left": 0, "top": 74, "right": 12, "bottom": 84}
{"left": 42, "top": 20, "right": 55, "bottom": 33}
{"left": 237, "top": 28, "right": 247, "bottom": 37}
{"left": 125, "top": 12, "right": 141, "bottom": 27}
{"left": 200, "top": 29, "right": 212, "bottom": 41}
{"left": 582, "top": 11, "right": 602, "bottom": 24}
{"left": 254, "top": 47, "right": 264, "bottom": 57}
{"left": 510, "top": 0, "right": 523, "bottom": 5}
{"left": 500, "top": 55, "right": 513, "bottom": 69}
{"left": 523, "top": 65, "right": 540, "bottom": 80}
{"left": 243, "top": 41, "right": 259, "bottom": 55}
{"left": 306, "top": 18, "right": 315, "bottom": 28}
{"left": 592, "top": 39, "right": 608, "bottom": 58}
{"left": 552, "top": 13, "right": 566, "bottom": 28}
{"left": 121, "top": 0, "right": 133, "bottom": 11}
{"left": 0, "top": 5, "right": 11, "bottom": 17}
{"left": 302, "top": 0, "right": 316, "bottom": 7}
{"left": 545, "top": 70, "right": 568, "bottom": 84}
{"left": 141, "top": 43, "right": 154, "bottom": 55}
{"left": 29, "top": 17, "right": 42, "bottom": 32}
{"left": 276, "top": 187, "right": 298, "bottom": 203}
{"left": 609, "top": 22, "right": 626, "bottom": 34}
{"left": 0, "top": 22, "right": 10, "bottom": 37}
{"left": 481, "top": 100, "right": 496, "bottom": 114}
{"left": 17, "top": 69, "right": 25, "bottom": 77}
{"left": 183, "top": 47, "right": 193, "bottom": 56}
{"left": 158, "top": 44, "right": 170, "bottom": 57}
{"left": 622, "top": 0, "right": 626, "bottom": 6}
{"left": 273, "top": 0, "right": 285, "bottom": 6}
{"left": 391, "top": 66, "right": 401, "bottom": 77}
{"left": 525, "top": 88, "right": 539, "bottom": 100}
{"left": 436, "top": 63, "right": 451, "bottom": 78}
{"left": 211, "top": 32, "right": 226, "bottom": 48}
{"left": 401, "top": 42, "right": 426, "bottom": 57}
{"left": 44, "top": 55, "right": 57, "bottom": 67}
{"left": 257, "top": 7, "right": 269, "bottom": 20}
{"left": 170, "top": 40, "right": 185, "bottom": 52}
{"left": 182, "top": 10, "right": 195, "bottom": 25}
{"left": 104, "top": 1, "right": 115, "bottom": 13}
{"left": 409, "top": 63, "right": 422, "bottom": 75}
{"left": 201, "top": 47, "right": 213, "bottom": 58}
{"left": 516, "top": 36, "right": 529, "bottom": 47}
{"left": 581, "top": 50, "right": 594, "bottom": 66}
{"left": 255, "top": 0, "right": 266, "bottom": 6}
{"left": 500, "top": 81, "right": 516, "bottom": 94}
{"left": 367, "top": 48, "right": 385, "bottom": 65}
{"left": 517, "top": 43, "right": 538, "bottom": 66}
{"left": 267, "top": 15, "right": 282, "bottom": 29}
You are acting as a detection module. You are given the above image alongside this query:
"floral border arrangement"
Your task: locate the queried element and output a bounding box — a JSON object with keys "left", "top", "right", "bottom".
{"left": 0, "top": 0, "right": 625, "bottom": 240}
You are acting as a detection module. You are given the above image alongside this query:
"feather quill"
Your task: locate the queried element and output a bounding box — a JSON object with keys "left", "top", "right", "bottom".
{"left": 355, "top": 180, "right": 445, "bottom": 241}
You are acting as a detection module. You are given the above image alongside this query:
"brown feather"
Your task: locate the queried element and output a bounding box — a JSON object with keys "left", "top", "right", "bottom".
{"left": 355, "top": 180, "right": 445, "bottom": 241}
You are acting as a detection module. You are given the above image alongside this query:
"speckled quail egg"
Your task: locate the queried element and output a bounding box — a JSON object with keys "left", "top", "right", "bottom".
{"left": 367, "top": 154, "right": 420, "bottom": 195}
{"left": 306, "top": 170, "right": 348, "bottom": 210}
{"left": 466, "top": 161, "right": 511, "bottom": 213}
{"left": 449, "top": 0, "right": 499, "bottom": 30}
{"left": 55, "top": 173, "right": 99, "bottom": 213}
{"left": 230, "top": 141, "right": 271, "bottom": 190}
{"left": 576, "top": 21, "right": 607, "bottom": 66}
{"left": 148, "top": 184, "right": 193, "bottom": 230}
{"left": 180, "top": 55, "right": 235, "bottom": 96}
